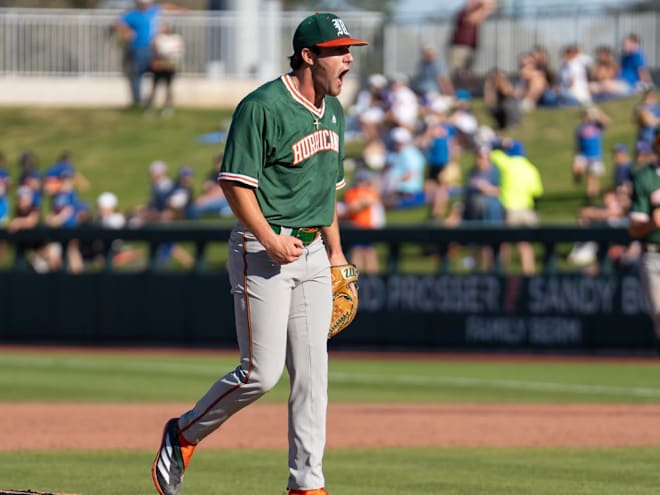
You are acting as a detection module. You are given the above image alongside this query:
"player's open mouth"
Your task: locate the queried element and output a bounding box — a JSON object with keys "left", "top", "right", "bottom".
{"left": 338, "top": 69, "right": 350, "bottom": 84}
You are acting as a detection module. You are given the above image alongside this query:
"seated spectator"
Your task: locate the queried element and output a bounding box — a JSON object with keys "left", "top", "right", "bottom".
{"left": 635, "top": 140, "right": 656, "bottom": 170}
{"left": 572, "top": 106, "right": 611, "bottom": 204}
{"left": 411, "top": 42, "right": 454, "bottom": 99}
{"left": 384, "top": 73, "right": 419, "bottom": 131}
{"left": 17, "top": 150, "right": 39, "bottom": 185}
{"left": 43, "top": 168, "right": 84, "bottom": 273}
{"left": 0, "top": 151, "right": 11, "bottom": 227}
{"left": 633, "top": 88, "right": 660, "bottom": 152}
{"left": 46, "top": 150, "right": 91, "bottom": 192}
{"left": 189, "top": 154, "right": 233, "bottom": 219}
{"left": 448, "top": 89, "right": 478, "bottom": 152}
{"left": 483, "top": 68, "right": 521, "bottom": 129}
{"left": 568, "top": 187, "right": 635, "bottom": 269}
{"left": 558, "top": 44, "right": 592, "bottom": 106}
{"left": 619, "top": 33, "right": 653, "bottom": 93}
{"left": 516, "top": 51, "right": 550, "bottom": 111}
{"left": 611, "top": 143, "right": 634, "bottom": 195}
{"left": 531, "top": 44, "right": 556, "bottom": 91}
{"left": 7, "top": 185, "right": 48, "bottom": 272}
{"left": 347, "top": 73, "right": 388, "bottom": 142}
{"left": 166, "top": 166, "right": 195, "bottom": 220}
{"left": 382, "top": 127, "right": 427, "bottom": 209}
{"left": 338, "top": 169, "right": 385, "bottom": 275}
{"left": 129, "top": 160, "right": 174, "bottom": 226}
{"left": 79, "top": 192, "right": 140, "bottom": 269}
{"left": 589, "top": 45, "right": 630, "bottom": 100}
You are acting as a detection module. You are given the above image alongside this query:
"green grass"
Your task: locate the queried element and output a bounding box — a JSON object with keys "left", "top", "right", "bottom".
{"left": 1, "top": 350, "right": 658, "bottom": 404}
{"left": 0, "top": 447, "right": 658, "bottom": 495}
{"left": 0, "top": 94, "right": 644, "bottom": 224}
{"left": 1, "top": 349, "right": 658, "bottom": 494}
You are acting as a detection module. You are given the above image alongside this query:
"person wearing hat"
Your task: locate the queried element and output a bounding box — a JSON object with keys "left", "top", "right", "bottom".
{"left": 152, "top": 12, "right": 367, "bottom": 495}
{"left": 629, "top": 128, "right": 660, "bottom": 355}
{"left": 611, "top": 143, "right": 634, "bottom": 195}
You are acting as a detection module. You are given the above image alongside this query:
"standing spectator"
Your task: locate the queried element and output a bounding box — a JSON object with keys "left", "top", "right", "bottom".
{"left": 418, "top": 97, "right": 461, "bottom": 220}
{"left": 463, "top": 144, "right": 504, "bottom": 223}
{"left": 382, "top": 127, "right": 427, "bottom": 209}
{"left": 491, "top": 141, "right": 544, "bottom": 275}
{"left": 628, "top": 129, "right": 660, "bottom": 355}
{"left": 633, "top": 88, "right": 660, "bottom": 152}
{"left": 462, "top": 145, "right": 504, "bottom": 271}
{"left": 448, "top": 0, "right": 496, "bottom": 85}
{"left": 557, "top": 44, "right": 592, "bottom": 106}
{"left": 619, "top": 33, "right": 652, "bottom": 93}
{"left": 114, "top": 0, "right": 186, "bottom": 108}
{"left": 338, "top": 170, "right": 385, "bottom": 274}
{"left": 572, "top": 106, "right": 610, "bottom": 204}
{"left": 145, "top": 23, "right": 185, "bottom": 116}
{"left": 411, "top": 43, "right": 454, "bottom": 99}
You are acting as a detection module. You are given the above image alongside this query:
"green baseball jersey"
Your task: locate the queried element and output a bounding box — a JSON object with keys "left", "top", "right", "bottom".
{"left": 219, "top": 74, "right": 346, "bottom": 227}
{"left": 630, "top": 163, "right": 660, "bottom": 244}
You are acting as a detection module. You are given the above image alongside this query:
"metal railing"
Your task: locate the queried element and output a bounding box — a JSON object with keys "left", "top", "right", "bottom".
{"left": 0, "top": 223, "right": 634, "bottom": 275}
{"left": 0, "top": 8, "right": 383, "bottom": 78}
{"left": 0, "top": 8, "right": 656, "bottom": 79}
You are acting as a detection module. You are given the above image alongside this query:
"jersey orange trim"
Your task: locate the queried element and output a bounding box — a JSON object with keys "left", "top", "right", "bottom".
{"left": 282, "top": 74, "right": 325, "bottom": 118}
{"left": 218, "top": 172, "right": 258, "bottom": 188}
{"left": 336, "top": 178, "right": 346, "bottom": 190}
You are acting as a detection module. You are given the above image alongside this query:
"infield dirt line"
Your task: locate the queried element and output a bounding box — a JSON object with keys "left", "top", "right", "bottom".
{"left": 2, "top": 403, "right": 660, "bottom": 451}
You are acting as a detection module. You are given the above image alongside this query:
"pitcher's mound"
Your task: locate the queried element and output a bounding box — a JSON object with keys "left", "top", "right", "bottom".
{"left": 0, "top": 491, "right": 80, "bottom": 495}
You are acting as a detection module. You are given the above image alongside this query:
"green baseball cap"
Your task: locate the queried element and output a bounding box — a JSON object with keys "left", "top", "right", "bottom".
{"left": 293, "top": 12, "right": 368, "bottom": 53}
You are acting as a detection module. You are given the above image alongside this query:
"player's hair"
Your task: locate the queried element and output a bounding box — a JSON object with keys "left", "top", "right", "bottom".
{"left": 289, "top": 46, "right": 321, "bottom": 70}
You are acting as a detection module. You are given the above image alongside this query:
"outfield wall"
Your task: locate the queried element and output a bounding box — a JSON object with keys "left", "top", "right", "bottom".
{"left": 0, "top": 271, "right": 653, "bottom": 352}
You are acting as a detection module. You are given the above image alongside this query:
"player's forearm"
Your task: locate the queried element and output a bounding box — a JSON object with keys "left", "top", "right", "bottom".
{"left": 220, "top": 180, "right": 277, "bottom": 246}
{"left": 322, "top": 208, "right": 348, "bottom": 265}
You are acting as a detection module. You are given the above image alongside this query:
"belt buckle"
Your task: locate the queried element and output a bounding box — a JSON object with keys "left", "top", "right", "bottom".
{"left": 297, "top": 227, "right": 318, "bottom": 245}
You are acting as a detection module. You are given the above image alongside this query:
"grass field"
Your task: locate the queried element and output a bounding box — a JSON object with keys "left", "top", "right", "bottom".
{"left": 0, "top": 93, "right": 645, "bottom": 225}
{"left": 1, "top": 348, "right": 659, "bottom": 495}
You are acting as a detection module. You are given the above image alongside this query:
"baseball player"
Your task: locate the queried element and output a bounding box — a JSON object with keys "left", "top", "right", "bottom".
{"left": 628, "top": 127, "right": 660, "bottom": 356}
{"left": 151, "top": 12, "right": 366, "bottom": 495}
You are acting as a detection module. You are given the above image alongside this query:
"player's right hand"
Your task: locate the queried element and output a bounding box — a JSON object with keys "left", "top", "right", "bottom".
{"left": 265, "top": 235, "right": 304, "bottom": 265}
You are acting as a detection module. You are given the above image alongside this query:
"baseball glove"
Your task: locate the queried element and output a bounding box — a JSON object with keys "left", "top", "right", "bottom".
{"left": 328, "top": 264, "right": 359, "bottom": 339}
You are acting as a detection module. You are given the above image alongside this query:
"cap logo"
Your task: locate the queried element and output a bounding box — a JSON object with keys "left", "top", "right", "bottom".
{"left": 332, "top": 18, "right": 350, "bottom": 37}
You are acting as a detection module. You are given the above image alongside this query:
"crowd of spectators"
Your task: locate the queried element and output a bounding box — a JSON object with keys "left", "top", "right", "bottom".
{"left": 0, "top": 148, "right": 232, "bottom": 273}
{"left": 341, "top": 30, "right": 657, "bottom": 275}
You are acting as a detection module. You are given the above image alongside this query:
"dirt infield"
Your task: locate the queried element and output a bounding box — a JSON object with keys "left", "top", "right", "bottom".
{"left": 2, "top": 402, "right": 660, "bottom": 451}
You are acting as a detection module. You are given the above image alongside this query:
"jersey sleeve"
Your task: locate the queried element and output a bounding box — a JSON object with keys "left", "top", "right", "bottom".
{"left": 218, "top": 100, "right": 267, "bottom": 188}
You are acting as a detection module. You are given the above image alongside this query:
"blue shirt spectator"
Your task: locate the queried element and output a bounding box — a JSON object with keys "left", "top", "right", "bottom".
{"left": 620, "top": 34, "right": 648, "bottom": 89}
{"left": 120, "top": 2, "right": 162, "bottom": 50}
{"left": 576, "top": 121, "right": 604, "bottom": 159}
